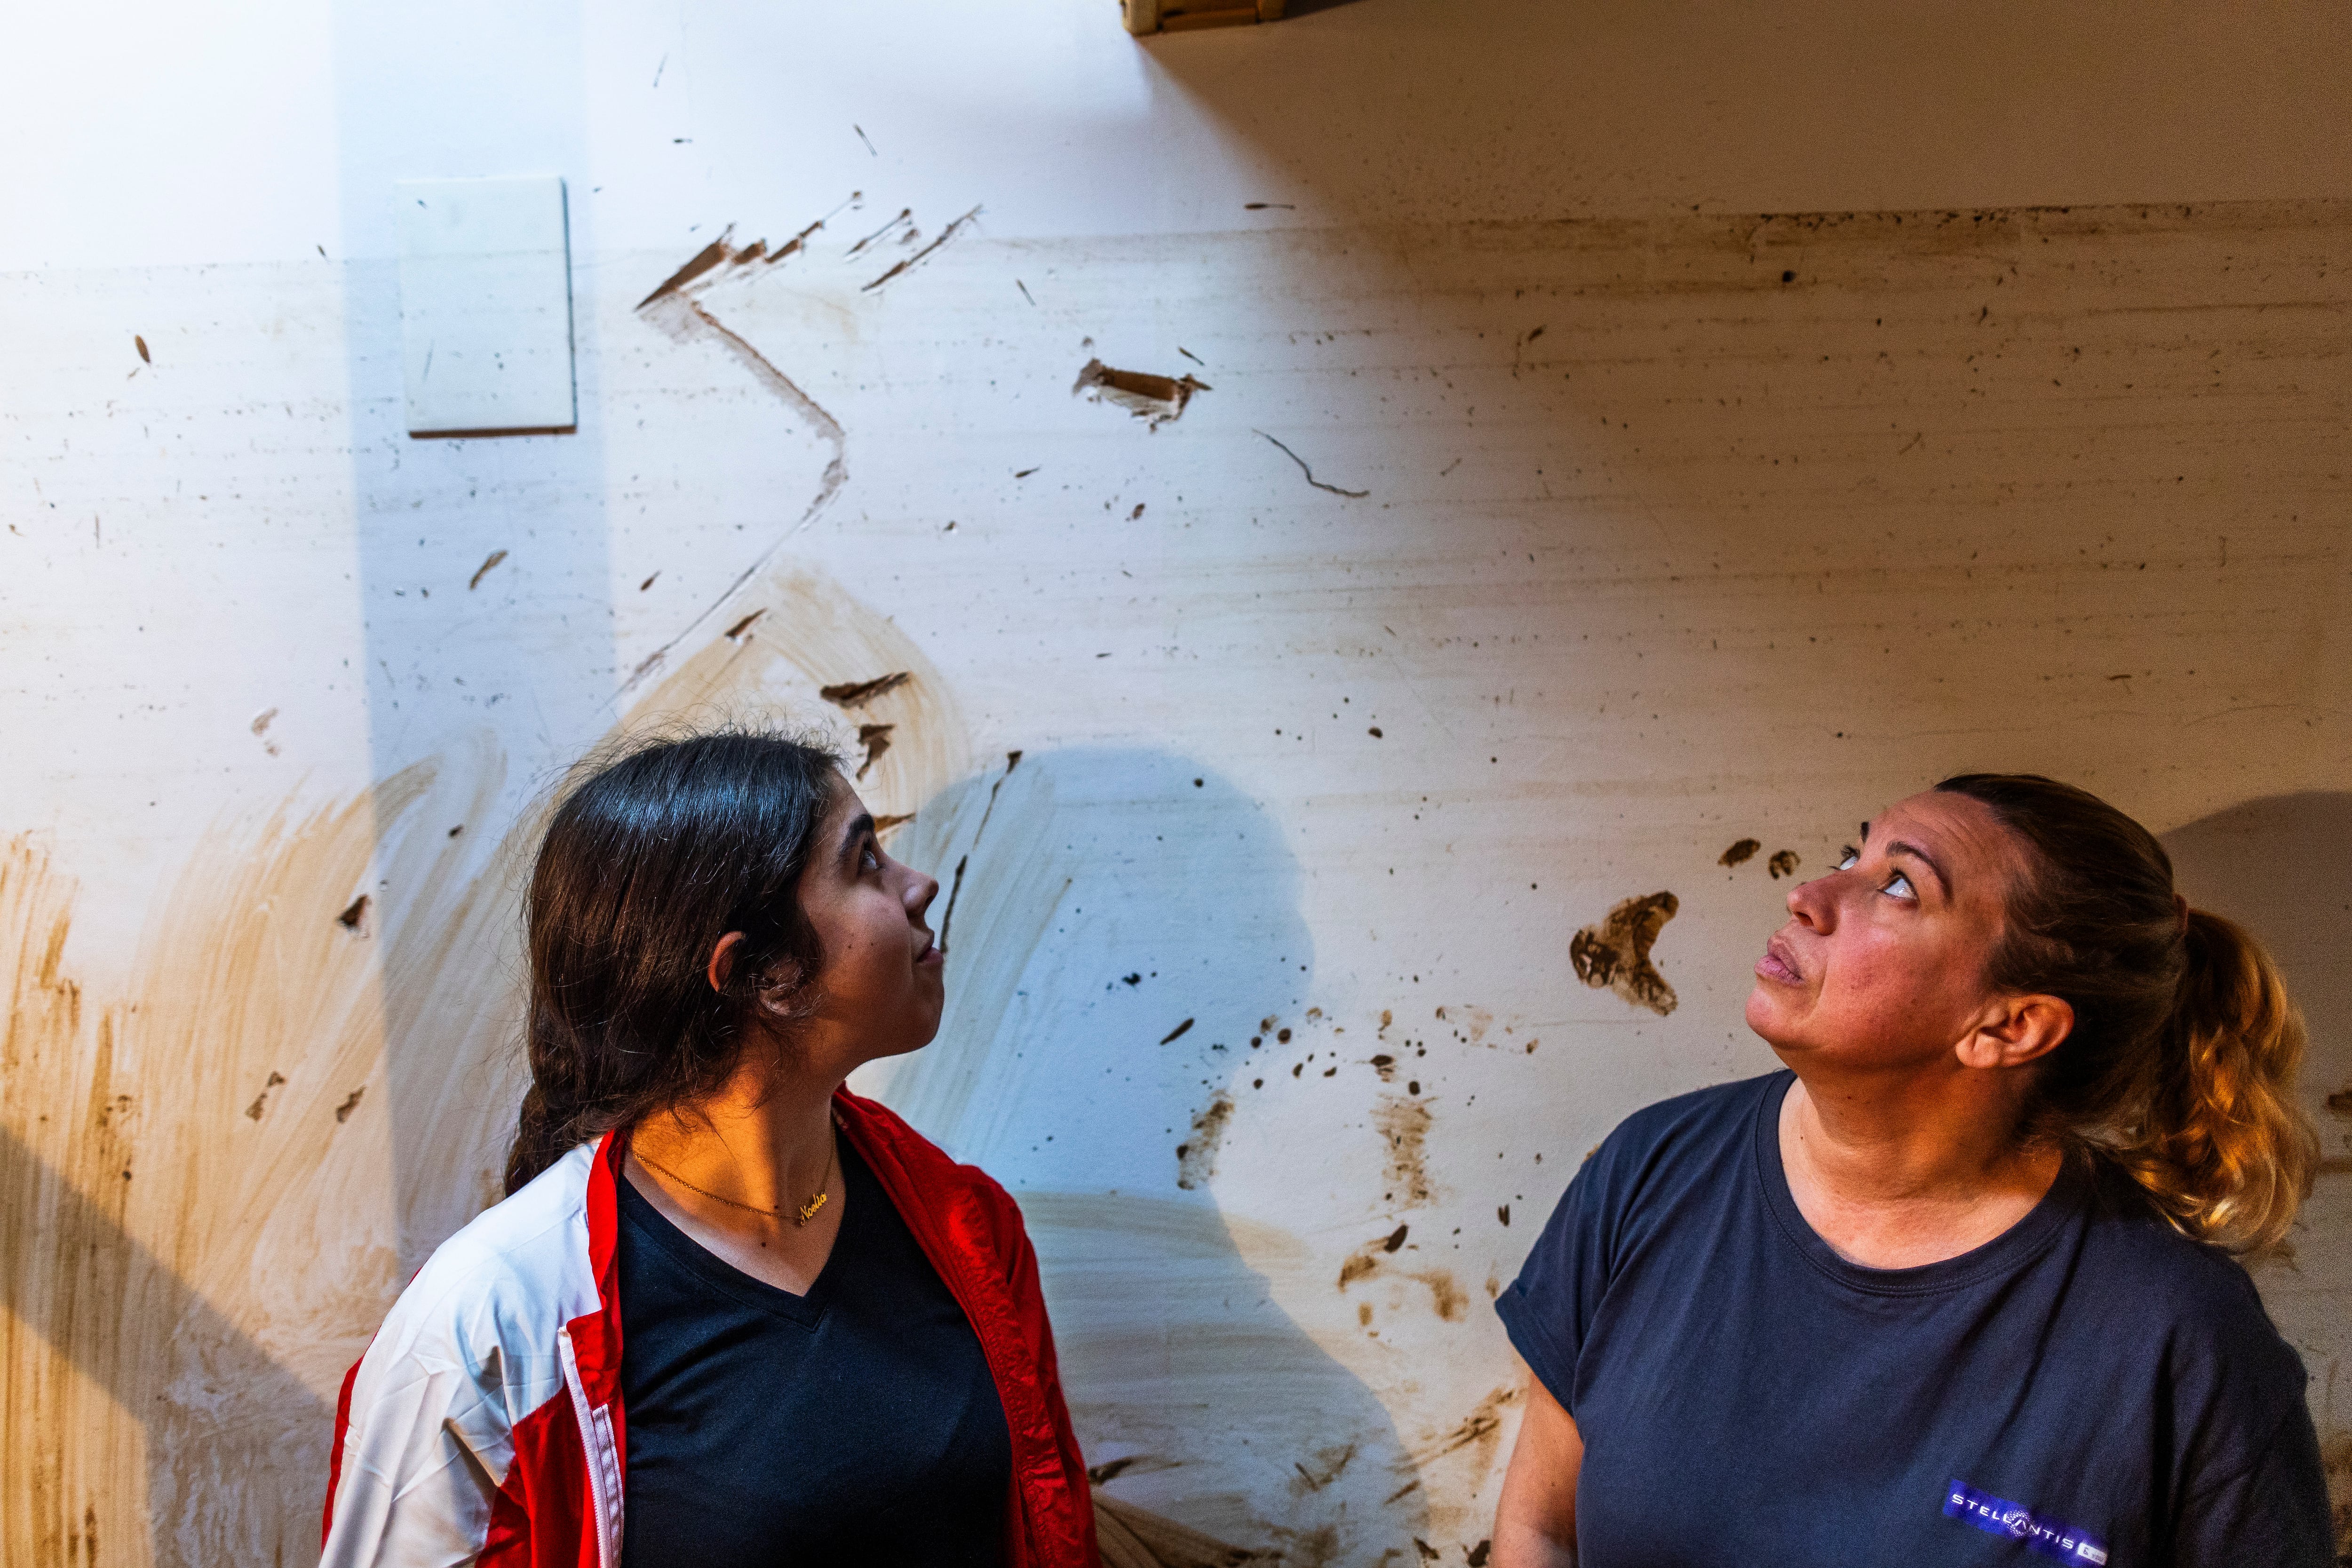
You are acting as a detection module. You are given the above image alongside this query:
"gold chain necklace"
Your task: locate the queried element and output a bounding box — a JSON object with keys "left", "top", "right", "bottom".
{"left": 635, "top": 1136, "right": 838, "bottom": 1226}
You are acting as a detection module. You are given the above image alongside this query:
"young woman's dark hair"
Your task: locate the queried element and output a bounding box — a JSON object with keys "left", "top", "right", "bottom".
{"left": 504, "top": 726, "right": 844, "bottom": 1195}
{"left": 1934, "top": 772, "right": 2320, "bottom": 1254}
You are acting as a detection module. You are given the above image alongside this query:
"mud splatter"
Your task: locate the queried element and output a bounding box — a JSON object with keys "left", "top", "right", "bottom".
{"left": 250, "top": 708, "right": 281, "bottom": 757}
{"left": 1175, "top": 1094, "right": 1234, "bottom": 1190}
{"left": 1414, "top": 1270, "right": 1468, "bottom": 1321}
{"left": 862, "top": 205, "right": 981, "bottom": 293}
{"left": 1160, "top": 1018, "right": 1195, "bottom": 1045}
{"left": 468, "top": 550, "right": 508, "bottom": 590}
{"left": 1095, "top": 1493, "right": 1276, "bottom": 1567}
{"left": 1376, "top": 1095, "right": 1434, "bottom": 1207}
{"left": 843, "top": 208, "right": 913, "bottom": 262}
{"left": 1568, "top": 891, "right": 1679, "bottom": 1016}
{"left": 820, "top": 672, "right": 911, "bottom": 708}
{"left": 1074, "top": 360, "right": 1209, "bottom": 426}
{"left": 242, "top": 1072, "right": 285, "bottom": 1121}
{"left": 1290, "top": 1442, "right": 1357, "bottom": 1495}
{"left": 332, "top": 1088, "right": 365, "bottom": 1123}
{"left": 1434, "top": 1004, "right": 1491, "bottom": 1045}
{"left": 1768, "top": 850, "right": 1801, "bottom": 879}
{"left": 1405, "top": 1384, "right": 1520, "bottom": 1471}
{"left": 723, "top": 609, "right": 766, "bottom": 641}
{"left": 134, "top": 335, "right": 151, "bottom": 364}
{"left": 851, "top": 724, "right": 895, "bottom": 779}
{"left": 1338, "top": 1230, "right": 1468, "bottom": 1322}
{"left": 2322, "top": 1087, "right": 2350, "bottom": 1120}
{"left": 335, "top": 894, "right": 370, "bottom": 932}
{"left": 1719, "top": 838, "right": 1760, "bottom": 867}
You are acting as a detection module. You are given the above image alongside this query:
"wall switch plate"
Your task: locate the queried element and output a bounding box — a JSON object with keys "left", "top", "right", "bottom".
{"left": 397, "top": 175, "right": 575, "bottom": 436}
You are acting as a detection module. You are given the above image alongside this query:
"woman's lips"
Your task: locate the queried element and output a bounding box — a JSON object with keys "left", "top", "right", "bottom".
{"left": 916, "top": 935, "right": 944, "bottom": 967}
{"left": 1755, "top": 933, "right": 1802, "bottom": 985}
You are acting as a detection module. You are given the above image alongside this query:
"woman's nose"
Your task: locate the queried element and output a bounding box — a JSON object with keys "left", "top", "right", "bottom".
{"left": 906, "top": 868, "right": 940, "bottom": 917}
{"left": 1787, "top": 877, "right": 1833, "bottom": 930}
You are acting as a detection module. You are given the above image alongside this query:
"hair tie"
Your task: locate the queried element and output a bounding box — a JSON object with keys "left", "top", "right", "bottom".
{"left": 2174, "top": 893, "right": 2191, "bottom": 937}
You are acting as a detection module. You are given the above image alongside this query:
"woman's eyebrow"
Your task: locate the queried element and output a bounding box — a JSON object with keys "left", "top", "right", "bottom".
{"left": 1884, "top": 839, "right": 1949, "bottom": 894}
{"left": 838, "top": 811, "right": 876, "bottom": 861}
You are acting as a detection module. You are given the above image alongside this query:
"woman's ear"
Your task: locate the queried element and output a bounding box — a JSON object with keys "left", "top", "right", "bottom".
{"left": 750, "top": 955, "right": 809, "bottom": 1021}
{"left": 1956, "top": 993, "right": 2074, "bottom": 1071}
{"left": 707, "top": 931, "right": 746, "bottom": 993}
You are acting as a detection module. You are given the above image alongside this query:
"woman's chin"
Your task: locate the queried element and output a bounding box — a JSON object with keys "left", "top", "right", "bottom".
{"left": 1743, "top": 987, "right": 1794, "bottom": 1043}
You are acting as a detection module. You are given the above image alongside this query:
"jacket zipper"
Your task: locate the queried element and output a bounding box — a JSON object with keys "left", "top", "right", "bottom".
{"left": 556, "top": 1325, "right": 623, "bottom": 1568}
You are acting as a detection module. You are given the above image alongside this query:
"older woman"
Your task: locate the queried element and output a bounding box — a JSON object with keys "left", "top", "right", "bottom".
{"left": 1492, "top": 774, "right": 2331, "bottom": 1566}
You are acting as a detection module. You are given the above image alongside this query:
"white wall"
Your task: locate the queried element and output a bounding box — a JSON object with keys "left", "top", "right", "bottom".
{"left": 3, "top": 3, "right": 2349, "bottom": 1564}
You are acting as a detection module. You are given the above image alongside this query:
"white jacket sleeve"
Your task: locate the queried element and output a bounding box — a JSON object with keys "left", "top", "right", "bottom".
{"left": 321, "top": 1277, "right": 525, "bottom": 1568}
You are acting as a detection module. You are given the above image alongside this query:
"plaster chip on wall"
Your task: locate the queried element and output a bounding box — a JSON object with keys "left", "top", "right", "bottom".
{"left": 855, "top": 723, "right": 894, "bottom": 779}
{"left": 397, "top": 175, "right": 576, "bottom": 435}
{"left": 819, "top": 672, "right": 912, "bottom": 708}
{"left": 1074, "top": 358, "right": 1209, "bottom": 426}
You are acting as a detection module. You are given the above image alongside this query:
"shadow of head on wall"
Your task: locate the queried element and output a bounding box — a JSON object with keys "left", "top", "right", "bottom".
{"left": 856, "top": 746, "right": 1424, "bottom": 1561}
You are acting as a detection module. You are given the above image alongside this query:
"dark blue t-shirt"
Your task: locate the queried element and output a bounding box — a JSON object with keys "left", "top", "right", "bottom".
{"left": 1496, "top": 1072, "right": 2330, "bottom": 1567}
{"left": 618, "top": 1137, "right": 1010, "bottom": 1567}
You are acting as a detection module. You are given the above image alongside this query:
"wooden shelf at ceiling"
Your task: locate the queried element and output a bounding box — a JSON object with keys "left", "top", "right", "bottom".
{"left": 1123, "top": 0, "right": 1286, "bottom": 35}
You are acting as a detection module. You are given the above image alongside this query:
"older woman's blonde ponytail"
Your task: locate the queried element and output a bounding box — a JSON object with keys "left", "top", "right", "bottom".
{"left": 2114, "top": 909, "right": 2319, "bottom": 1254}
{"left": 1935, "top": 776, "right": 2321, "bottom": 1258}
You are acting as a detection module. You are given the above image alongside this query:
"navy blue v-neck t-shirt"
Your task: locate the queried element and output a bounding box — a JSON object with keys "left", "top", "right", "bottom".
{"left": 617, "top": 1136, "right": 1011, "bottom": 1567}
{"left": 1496, "top": 1072, "right": 2330, "bottom": 1567}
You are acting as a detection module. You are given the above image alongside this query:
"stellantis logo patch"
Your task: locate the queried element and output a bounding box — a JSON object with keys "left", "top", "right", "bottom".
{"left": 1943, "top": 1480, "right": 2108, "bottom": 1565}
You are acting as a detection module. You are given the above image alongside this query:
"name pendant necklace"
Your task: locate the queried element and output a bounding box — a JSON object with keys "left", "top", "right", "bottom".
{"left": 636, "top": 1134, "right": 838, "bottom": 1226}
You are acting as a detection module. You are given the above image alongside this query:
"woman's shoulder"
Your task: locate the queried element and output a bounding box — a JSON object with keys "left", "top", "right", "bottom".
{"left": 1529, "top": 1072, "right": 1780, "bottom": 1246}
{"left": 372, "top": 1140, "right": 604, "bottom": 1364}
{"left": 835, "top": 1090, "right": 1025, "bottom": 1226}
{"left": 2074, "top": 1163, "right": 2302, "bottom": 1360}
{"left": 1585, "top": 1071, "right": 1780, "bottom": 1186}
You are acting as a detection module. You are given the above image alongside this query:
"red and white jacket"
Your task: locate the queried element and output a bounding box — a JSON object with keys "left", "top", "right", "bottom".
{"left": 322, "top": 1089, "right": 1099, "bottom": 1568}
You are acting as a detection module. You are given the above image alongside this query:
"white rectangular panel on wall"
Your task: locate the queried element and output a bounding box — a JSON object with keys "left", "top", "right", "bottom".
{"left": 396, "top": 175, "right": 575, "bottom": 435}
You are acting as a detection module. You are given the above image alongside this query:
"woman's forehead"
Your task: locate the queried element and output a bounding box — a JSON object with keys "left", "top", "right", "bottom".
{"left": 1867, "top": 791, "right": 2025, "bottom": 901}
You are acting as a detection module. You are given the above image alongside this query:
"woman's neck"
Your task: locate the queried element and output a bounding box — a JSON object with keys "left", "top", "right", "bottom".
{"left": 629, "top": 1050, "right": 842, "bottom": 1215}
{"left": 1778, "top": 1063, "right": 2062, "bottom": 1269}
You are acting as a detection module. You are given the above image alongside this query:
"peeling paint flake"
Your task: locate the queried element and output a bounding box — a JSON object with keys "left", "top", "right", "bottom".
{"left": 1074, "top": 358, "right": 1209, "bottom": 426}
{"left": 861, "top": 205, "right": 980, "bottom": 293}
{"left": 819, "top": 671, "right": 911, "bottom": 708}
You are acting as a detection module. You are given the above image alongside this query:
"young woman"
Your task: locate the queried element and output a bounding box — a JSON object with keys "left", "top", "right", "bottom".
{"left": 1492, "top": 774, "right": 2332, "bottom": 1567}
{"left": 322, "top": 730, "right": 1098, "bottom": 1567}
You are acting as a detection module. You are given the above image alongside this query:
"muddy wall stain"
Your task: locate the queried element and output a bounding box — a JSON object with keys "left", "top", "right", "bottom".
{"left": 1174, "top": 1093, "right": 1233, "bottom": 1190}
{"left": 1568, "top": 891, "right": 1679, "bottom": 1016}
